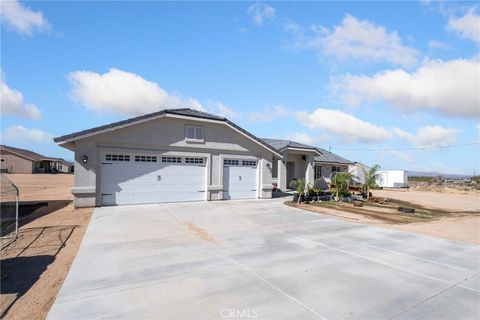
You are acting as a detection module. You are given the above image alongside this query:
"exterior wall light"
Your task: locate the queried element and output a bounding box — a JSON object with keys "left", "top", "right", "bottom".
{"left": 266, "top": 163, "right": 271, "bottom": 169}
{"left": 82, "top": 155, "right": 88, "bottom": 163}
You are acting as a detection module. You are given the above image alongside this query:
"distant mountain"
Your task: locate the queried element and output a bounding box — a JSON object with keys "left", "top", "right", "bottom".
{"left": 407, "top": 171, "right": 472, "bottom": 179}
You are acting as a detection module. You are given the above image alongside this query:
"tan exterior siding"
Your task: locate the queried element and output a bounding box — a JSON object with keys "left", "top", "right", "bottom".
{"left": 0, "top": 152, "right": 34, "bottom": 173}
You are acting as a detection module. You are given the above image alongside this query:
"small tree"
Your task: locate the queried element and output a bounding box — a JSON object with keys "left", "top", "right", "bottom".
{"left": 332, "top": 172, "right": 352, "bottom": 200}
{"left": 363, "top": 164, "right": 381, "bottom": 199}
{"left": 295, "top": 179, "right": 306, "bottom": 204}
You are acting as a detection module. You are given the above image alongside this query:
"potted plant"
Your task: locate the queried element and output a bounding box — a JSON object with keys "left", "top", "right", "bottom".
{"left": 289, "top": 179, "right": 298, "bottom": 191}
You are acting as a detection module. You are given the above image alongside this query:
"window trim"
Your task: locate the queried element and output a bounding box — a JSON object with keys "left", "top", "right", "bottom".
{"left": 161, "top": 156, "right": 182, "bottom": 163}
{"left": 185, "top": 157, "right": 205, "bottom": 165}
{"left": 135, "top": 155, "right": 157, "bottom": 163}
{"left": 105, "top": 154, "right": 130, "bottom": 162}
{"left": 185, "top": 126, "right": 204, "bottom": 142}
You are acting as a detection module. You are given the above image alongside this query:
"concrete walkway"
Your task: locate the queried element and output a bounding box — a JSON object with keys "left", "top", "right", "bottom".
{"left": 48, "top": 199, "right": 480, "bottom": 319}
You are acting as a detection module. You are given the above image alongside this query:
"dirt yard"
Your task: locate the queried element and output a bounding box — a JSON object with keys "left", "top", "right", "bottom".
{"left": 371, "top": 188, "right": 480, "bottom": 243}
{"left": 1, "top": 174, "right": 93, "bottom": 320}
{"left": 290, "top": 188, "right": 480, "bottom": 244}
{"left": 372, "top": 188, "right": 480, "bottom": 212}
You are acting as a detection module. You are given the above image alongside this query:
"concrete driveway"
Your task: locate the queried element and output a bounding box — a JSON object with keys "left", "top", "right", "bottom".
{"left": 48, "top": 199, "right": 480, "bottom": 320}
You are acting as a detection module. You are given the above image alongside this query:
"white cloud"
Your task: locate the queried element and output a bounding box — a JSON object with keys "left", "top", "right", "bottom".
{"left": 447, "top": 8, "right": 480, "bottom": 43}
{"left": 0, "top": 0, "right": 50, "bottom": 35}
{"left": 335, "top": 58, "right": 480, "bottom": 118}
{"left": 206, "top": 100, "right": 240, "bottom": 119}
{"left": 297, "top": 108, "right": 393, "bottom": 143}
{"left": 249, "top": 105, "right": 292, "bottom": 122}
{"left": 1, "top": 77, "right": 42, "bottom": 119}
{"left": 68, "top": 68, "right": 205, "bottom": 116}
{"left": 382, "top": 150, "right": 415, "bottom": 164}
{"left": 394, "top": 125, "right": 459, "bottom": 147}
{"left": 287, "top": 15, "right": 418, "bottom": 67}
{"left": 285, "top": 132, "right": 315, "bottom": 145}
{"left": 247, "top": 2, "right": 275, "bottom": 26}
{"left": 427, "top": 39, "right": 450, "bottom": 50}
{"left": 1, "top": 126, "right": 53, "bottom": 144}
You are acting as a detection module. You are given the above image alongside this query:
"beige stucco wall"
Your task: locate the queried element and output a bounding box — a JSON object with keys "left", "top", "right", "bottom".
{"left": 277, "top": 151, "right": 316, "bottom": 190}
{"left": 69, "top": 116, "right": 275, "bottom": 207}
{"left": 0, "top": 152, "right": 33, "bottom": 173}
{"left": 314, "top": 163, "right": 349, "bottom": 189}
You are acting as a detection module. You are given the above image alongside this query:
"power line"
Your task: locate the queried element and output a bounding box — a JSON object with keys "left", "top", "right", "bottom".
{"left": 330, "top": 142, "right": 480, "bottom": 152}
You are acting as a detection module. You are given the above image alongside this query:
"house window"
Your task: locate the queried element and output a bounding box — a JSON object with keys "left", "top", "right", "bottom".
{"left": 135, "top": 155, "right": 157, "bottom": 162}
{"left": 315, "top": 165, "right": 322, "bottom": 179}
{"left": 242, "top": 160, "right": 257, "bottom": 166}
{"left": 185, "top": 157, "right": 204, "bottom": 164}
{"left": 224, "top": 159, "right": 239, "bottom": 166}
{"left": 161, "top": 156, "right": 181, "bottom": 163}
{"left": 1, "top": 158, "right": 4, "bottom": 162}
{"left": 105, "top": 154, "right": 130, "bottom": 161}
{"left": 185, "top": 126, "right": 204, "bottom": 142}
{"left": 332, "top": 166, "right": 341, "bottom": 172}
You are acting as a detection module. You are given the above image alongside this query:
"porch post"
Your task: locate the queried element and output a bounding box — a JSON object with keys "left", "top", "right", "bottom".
{"left": 278, "top": 159, "right": 287, "bottom": 191}
{"left": 305, "top": 155, "right": 315, "bottom": 186}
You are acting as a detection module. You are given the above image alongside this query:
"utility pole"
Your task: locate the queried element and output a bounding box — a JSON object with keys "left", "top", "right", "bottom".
{"left": 329, "top": 146, "right": 331, "bottom": 152}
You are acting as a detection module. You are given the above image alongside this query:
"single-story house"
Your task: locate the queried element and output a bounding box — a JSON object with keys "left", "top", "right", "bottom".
{"left": 0, "top": 145, "right": 73, "bottom": 174}
{"left": 54, "top": 108, "right": 283, "bottom": 207}
{"left": 54, "top": 108, "right": 353, "bottom": 208}
{"left": 262, "top": 139, "right": 353, "bottom": 190}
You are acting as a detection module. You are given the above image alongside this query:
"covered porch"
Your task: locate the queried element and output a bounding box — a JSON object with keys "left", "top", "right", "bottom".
{"left": 272, "top": 148, "right": 322, "bottom": 191}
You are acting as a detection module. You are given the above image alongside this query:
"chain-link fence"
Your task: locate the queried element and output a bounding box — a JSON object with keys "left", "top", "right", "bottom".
{"left": 1, "top": 174, "right": 19, "bottom": 245}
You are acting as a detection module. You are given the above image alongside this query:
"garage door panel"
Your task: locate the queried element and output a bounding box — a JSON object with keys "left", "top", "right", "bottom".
{"left": 100, "top": 156, "right": 206, "bottom": 206}
{"left": 223, "top": 161, "right": 257, "bottom": 200}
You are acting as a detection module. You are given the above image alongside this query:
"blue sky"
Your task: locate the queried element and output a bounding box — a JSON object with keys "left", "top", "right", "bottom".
{"left": 1, "top": 1, "right": 479, "bottom": 175}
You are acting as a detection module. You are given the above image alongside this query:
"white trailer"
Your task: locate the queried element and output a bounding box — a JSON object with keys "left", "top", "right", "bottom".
{"left": 376, "top": 170, "right": 409, "bottom": 188}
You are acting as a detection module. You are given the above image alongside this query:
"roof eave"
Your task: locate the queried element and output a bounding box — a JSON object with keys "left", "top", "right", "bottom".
{"left": 54, "top": 110, "right": 283, "bottom": 158}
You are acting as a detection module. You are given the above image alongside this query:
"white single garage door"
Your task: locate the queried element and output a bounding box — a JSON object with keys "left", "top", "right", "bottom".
{"left": 100, "top": 153, "right": 206, "bottom": 206}
{"left": 223, "top": 159, "right": 258, "bottom": 200}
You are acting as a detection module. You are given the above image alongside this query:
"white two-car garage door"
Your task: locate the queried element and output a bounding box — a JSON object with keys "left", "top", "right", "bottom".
{"left": 100, "top": 153, "right": 206, "bottom": 206}
{"left": 223, "top": 159, "right": 258, "bottom": 200}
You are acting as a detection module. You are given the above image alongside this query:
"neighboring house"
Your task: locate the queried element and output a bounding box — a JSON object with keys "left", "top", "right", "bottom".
{"left": 262, "top": 139, "right": 353, "bottom": 190}
{"left": 349, "top": 162, "right": 371, "bottom": 184}
{"left": 54, "top": 108, "right": 282, "bottom": 207}
{"left": 0, "top": 145, "right": 70, "bottom": 174}
{"left": 57, "top": 159, "right": 74, "bottom": 173}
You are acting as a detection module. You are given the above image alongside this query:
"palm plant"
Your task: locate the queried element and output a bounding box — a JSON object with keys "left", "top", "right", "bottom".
{"left": 363, "top": 164, "right": 381, "bottom": 199}
{"left": 295, "top": 179, "right": 306, "bottom": 204}
{"left": 332, "top": 171, "right": 353, "bottom": 201}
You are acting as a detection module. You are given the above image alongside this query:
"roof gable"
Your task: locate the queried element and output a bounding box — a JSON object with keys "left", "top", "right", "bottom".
{"left": 54, "top": 108, "right": 282, "bottom": 157}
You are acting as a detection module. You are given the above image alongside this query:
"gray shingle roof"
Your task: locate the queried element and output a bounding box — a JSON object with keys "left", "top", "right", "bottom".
{"left": 54, "top": 108, "right": 282, "bottom": 156}
{"left": 0, "top": 145, "right": 57, "bottom": 162}
{"left": 315, "top": 148, "right": 352, "bottom": 165}
{"left": 260, "top": 138, "right": 352, "bottom": 165}
{"left": 261, "top": 138, "right": 318, "bottom": 151}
